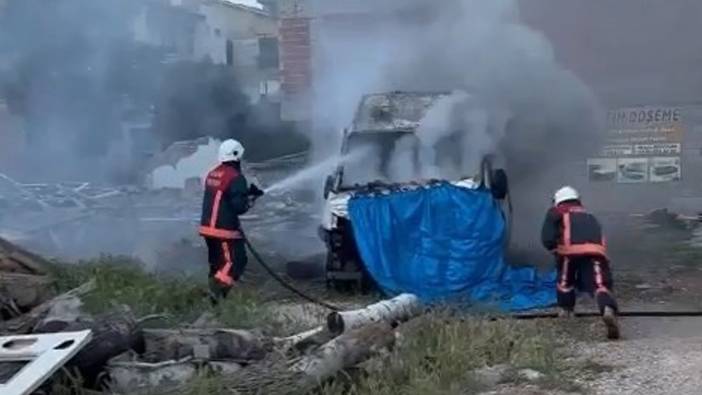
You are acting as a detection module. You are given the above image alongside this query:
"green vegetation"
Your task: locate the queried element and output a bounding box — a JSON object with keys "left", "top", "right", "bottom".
{"left": 47, "top": 255, "right": 271, "bottom": 329}
{"left": 45, "top": 258, "right": 580, "bottom": 395}
{"left": 321, "top": 313, "right": 565, "bottom": 395}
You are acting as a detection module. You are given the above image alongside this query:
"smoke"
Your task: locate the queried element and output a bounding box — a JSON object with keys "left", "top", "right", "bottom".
{"left": 0, "top": 0, "right": 290, "bottom": 184}
{"left": 0, "top": 0, "right": 142, "bottom": 182}
{"left": 414, "top": 91, "right": 500, "bottom": 181}
{"left": 0, "top": 0, "right": 306, "bottom": 264}
{"left": 309, "top": 0, "right": 604, "bottom": 257}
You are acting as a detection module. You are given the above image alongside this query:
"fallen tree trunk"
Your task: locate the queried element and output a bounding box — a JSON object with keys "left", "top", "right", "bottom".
{"left": 106, "top": 353, "right": 244, "bottom": 394}
{"left": 107, "top": 356, "right": 198, "bottom": 394}
{"left": 35, "top": 305, "right": 141, "bottom": 387}
{"left": 0, "top": 236, "right": 51, "bottom": 275}
{"left": 142, "top": 328, "right": 273, "bottom": 362}
{"left": 218, "top": 323, "right": 395, "bottom": 395}
{"left": 0, "top": 273, "right": 55, "bottom": 313}
{"left": 291, "top": 323, "right": 395, "bottom": 386}
{"left": 0, "top": 280, "right": 95, "bottom": 335}
{"left": 273, "top": 326, "right": 328, "bottom": 352}
{"left": 326, "top": 293, "right": 422, "bottom": 335}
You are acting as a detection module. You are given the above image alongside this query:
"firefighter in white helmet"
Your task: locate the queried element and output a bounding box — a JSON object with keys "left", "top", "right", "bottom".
{"left": 199, "top": 139, "right": 264, "bottom": 305}
{"left": 541, "top": 186, "right": 620, "bottom": 339}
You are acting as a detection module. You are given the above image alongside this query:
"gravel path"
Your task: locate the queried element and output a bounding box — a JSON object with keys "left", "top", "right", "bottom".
{"left": 570, "top": 315, "right": 702, "bottom": 395}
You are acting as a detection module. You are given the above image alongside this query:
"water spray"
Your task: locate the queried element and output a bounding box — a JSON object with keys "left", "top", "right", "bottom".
{"left": 263, "top": 148, "right": 370, "bottom": 194}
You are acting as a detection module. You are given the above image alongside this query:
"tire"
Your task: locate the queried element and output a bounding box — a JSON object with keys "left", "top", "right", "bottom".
{"left": 490, "top": 168, "right": 509, "bottom": 200}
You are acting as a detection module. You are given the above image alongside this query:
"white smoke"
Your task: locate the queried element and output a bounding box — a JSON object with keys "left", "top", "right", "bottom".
{"left": 307, "top": 0, "right": 604, "bottom": 258}
{"left": 310, "top": 0, "right": 602, "bottom": 181}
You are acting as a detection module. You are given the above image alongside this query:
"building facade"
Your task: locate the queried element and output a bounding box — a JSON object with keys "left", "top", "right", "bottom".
{"left": 131, "top": 0, "right": 280, "bottom": 104}
{"left": 196, "top": 0, "right": 280, "bottom": 103}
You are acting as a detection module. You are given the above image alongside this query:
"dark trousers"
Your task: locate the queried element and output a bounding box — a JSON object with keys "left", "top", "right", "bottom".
{"left": 556, "top": 255, "right": 618, "bottom": 314}
{"left": 205, "top": 237, "right": 248, "bottom": 302}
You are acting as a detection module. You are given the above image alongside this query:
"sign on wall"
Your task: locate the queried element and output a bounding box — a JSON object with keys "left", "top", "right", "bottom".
{"left": 588, "top": 106, "right": 683, "bottom": 183}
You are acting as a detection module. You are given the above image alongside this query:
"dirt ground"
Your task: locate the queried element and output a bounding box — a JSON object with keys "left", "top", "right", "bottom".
{"left": 246, "top": 204, "right": 702, "bottom": 395}
{"left": 544, "top": 214, "right": 702, "bottom": 395}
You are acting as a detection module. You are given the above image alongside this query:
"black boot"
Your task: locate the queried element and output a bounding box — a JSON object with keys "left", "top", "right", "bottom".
{"left": 602, "top": 306, "right": 620, "bottom": 340}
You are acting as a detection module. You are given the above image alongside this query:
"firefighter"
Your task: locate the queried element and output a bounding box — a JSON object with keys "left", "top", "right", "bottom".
{"left": 541, "top": 186, "right": 620, "bottom": 340}
{"left": 199, "top": 139, "right": 264, "bottom": 305}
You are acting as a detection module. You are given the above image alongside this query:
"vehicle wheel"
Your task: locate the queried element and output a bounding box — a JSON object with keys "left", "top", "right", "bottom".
{"left": 490, "top": 168, "right": 509, "bottom": 200}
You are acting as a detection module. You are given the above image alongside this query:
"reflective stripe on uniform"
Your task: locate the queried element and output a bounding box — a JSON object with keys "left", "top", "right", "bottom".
{"left": 557, "top": 243, "right": 607, "bottom": 256}
{"left": 562, "top": 213, "right": 572, "bottom": 247}
{"left": 557, "top": 209, "right": 607, "bottom": 258}
{"left": 214, "top": 241, "right": 235, "bottom": 286}
{"left": 209, "top": 190, "right": 223, "bottom": 228}
{"left": 593, "top": 260, "right": 610, "bottom": 294}
{"left": 557, "top": 257, "right": 574, "bottom": 293}
{"left": 199, "top": 226, "right": 242, "bottom": 239}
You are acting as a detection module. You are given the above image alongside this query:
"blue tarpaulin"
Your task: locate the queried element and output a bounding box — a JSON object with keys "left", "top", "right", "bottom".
{"left": 347, "top": 183, "right": 556, "bottom": 311}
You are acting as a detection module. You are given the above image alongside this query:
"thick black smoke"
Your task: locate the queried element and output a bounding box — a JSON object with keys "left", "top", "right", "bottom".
{"left": 0, "top": 0, "right": 301, "bottom": 183}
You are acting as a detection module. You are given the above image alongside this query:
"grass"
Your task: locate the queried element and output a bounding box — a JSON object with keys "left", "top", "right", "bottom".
{"left": 44, "top": 258, "right": 581, "bottom": 395}
{"left": 319, "top": 312, "right": 567, "bottom": 395}
{"left": 47, "top": 255, "right": 272, "bottom": 330}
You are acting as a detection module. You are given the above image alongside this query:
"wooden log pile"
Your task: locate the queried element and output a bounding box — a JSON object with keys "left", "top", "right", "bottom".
{"left": 107, "top": 294, "right": 419, "bottom": 395}
{"left": 0, "top": 236, "right": 55, "bottom": 318}
{"left": 0, "top": 237, "right": 422, "bottom": 395}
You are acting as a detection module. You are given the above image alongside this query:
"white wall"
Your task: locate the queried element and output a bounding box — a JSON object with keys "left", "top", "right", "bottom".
{"left": 149, "top": 138, "right": 221, "bottom": 189}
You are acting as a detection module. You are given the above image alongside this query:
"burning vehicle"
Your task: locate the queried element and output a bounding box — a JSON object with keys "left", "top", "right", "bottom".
{"left": 319, "top": 91, "right": 510, "bottom": 291}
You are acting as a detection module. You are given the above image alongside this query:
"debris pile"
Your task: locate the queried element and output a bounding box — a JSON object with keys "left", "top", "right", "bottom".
{"left": 0, "top": 237, "right": 56, "bottom": 318}
{"left": 0, "top": 146, "right": 316, "bottom": 264}
{"left": 0, "top": 235, "right": 419, "bottom": 394}
{"left": 638, "top": 208, "right": 700, "bottom": 231}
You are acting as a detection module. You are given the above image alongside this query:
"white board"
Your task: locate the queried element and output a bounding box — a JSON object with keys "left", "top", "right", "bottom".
{"left": 0, "top": 330, "right": 93, "bottom": 395}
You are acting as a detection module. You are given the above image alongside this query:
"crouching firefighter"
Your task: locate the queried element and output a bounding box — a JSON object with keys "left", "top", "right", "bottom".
{"left": 541, "top": 186, "right": 620, "bottom": 340}
{"left": 199, "top": 139, "right": 265, "bottom": 305}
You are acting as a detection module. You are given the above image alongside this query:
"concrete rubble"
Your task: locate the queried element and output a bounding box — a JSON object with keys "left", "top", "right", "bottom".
{"left": 0, "top": 140, "right": 319, "bottom": 268}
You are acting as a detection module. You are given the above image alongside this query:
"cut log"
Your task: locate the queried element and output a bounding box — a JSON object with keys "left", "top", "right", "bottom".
{"left": 273, "top": 326, "right": 326, "bottom": 351}
{"left": 0, "top": 273, "right": 55, "bottom": 313}
{"left": 0, "top": 236, "right": 51, "bottom": 275}
{"left": 291, "top": 323, "right": 396, "bottom": 385}
{"left": 34, "top": 305, "right": 141, "bottom": 386}
{"left": 142, "top": 328, "right": 273, "bottom": 362}
{"left": 215, "top": 323, "right": 395, "bottom": 395}
{"left": 35, "top": 295, "right": 84, "bottom": 329}
{"left": 0, "top": 280, "right": 95, "bottom": 335}
{"left": 326, "top": 293, "right": 422, "bottom": 335}
{"left": 106, "top": 352, "right": 244, "bottom": 394}
{"left": 107, "top": 356, "right": 198, "bottom": 394}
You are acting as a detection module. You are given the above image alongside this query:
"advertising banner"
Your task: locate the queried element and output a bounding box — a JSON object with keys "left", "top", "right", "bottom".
{"left": 588, "top": 106, "right": 683, "bottom": 183}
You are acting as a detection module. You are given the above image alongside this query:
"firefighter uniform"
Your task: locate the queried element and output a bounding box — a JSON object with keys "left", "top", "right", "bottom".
{"left": 541, "top": 186, "right": 620, "bottom": 339}
{"left": 199, "top": 160, "right": 250, "bottom": 303}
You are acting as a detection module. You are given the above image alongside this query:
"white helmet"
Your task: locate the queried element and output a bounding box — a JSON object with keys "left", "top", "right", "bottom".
{"left": 218, "top": 139, "right": 245, "bottom": 162}
{"left": 553, "top": 186, "right": 580, "bottom": 205}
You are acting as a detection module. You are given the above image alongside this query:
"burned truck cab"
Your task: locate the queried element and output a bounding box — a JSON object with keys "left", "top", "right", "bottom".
{"left": 319, "top": 91, "right": 510, "bottom": 292}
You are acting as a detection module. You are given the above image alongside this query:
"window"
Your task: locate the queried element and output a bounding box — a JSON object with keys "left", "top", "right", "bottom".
{"left": 258, "top": 37, "right": 279, "bottom": 69}
{"left": 226, "top": 39, "right": 234, "bottom": 66}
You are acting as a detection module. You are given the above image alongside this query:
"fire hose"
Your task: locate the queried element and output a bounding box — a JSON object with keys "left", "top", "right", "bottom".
{"left": 245, "top": 186, "right": 702, "bottom": 319}
{"left": 245, "top": 238, "right": 342, "bottom": 311}
{"left": 248, "top": 235, "right": 702, "bottom": 318}
{"left": 247, "top": 238, "right": 702, "bottom": 319}
{"left": 511, "top": 310, "right": 702, "bottom": 319}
